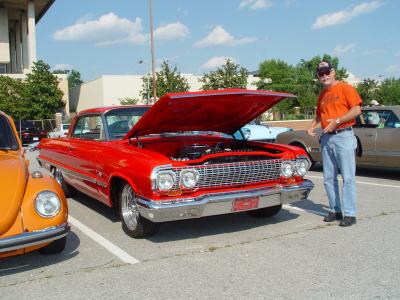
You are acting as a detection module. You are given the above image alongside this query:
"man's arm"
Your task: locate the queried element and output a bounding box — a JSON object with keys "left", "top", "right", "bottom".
{"left": 324, "top": 105, "right": 361, "bottom": 133}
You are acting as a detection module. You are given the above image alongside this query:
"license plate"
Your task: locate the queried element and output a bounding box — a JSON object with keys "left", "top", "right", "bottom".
{"left": 33, "top": 137, "right": 39, "bottom": 141}
{"left": 232, "top": 196, "right": 259, "bottom": 212}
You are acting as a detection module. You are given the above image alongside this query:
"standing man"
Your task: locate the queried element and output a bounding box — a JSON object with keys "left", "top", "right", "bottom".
{"left": 308, "top": 61, "right": 362, "bottom": 227}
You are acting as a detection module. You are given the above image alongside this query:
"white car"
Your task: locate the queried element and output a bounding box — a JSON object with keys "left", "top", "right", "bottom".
{"left": 240, "top": 122, "right": 293, "bottom": 142}
{"left": 48, "top": 123, "right": 70, "bottom": 138}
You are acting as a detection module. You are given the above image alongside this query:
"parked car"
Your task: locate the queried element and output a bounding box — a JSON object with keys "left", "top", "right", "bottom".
{"left": 48, "top": 123, "right": 70, "bottom": 138}
{"left": 38, "top": 89, "right": 314, "bottom": 238}
{"left": 17, "top": 126, "right": 48, "bottom": 145}
{"left": 0, "top": 111, "right": 69, "bottom": 258}
{"left": 276, "top": 106, "right": 400, "bottom": 168}
{"left": 239, "top": 121, "right": 292, "bottom": 142}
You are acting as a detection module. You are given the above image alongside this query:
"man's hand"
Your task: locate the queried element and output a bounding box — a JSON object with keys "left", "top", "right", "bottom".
{"left": 307, "top": 125, "right": 316, "bottom": 136}
{"left": 323, "top": 119, "right": 337, "bottom": 133}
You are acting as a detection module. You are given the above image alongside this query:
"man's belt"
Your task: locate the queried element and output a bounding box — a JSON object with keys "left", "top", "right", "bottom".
{"left": 327, "top": 126, "right": 353, "bottom": 135}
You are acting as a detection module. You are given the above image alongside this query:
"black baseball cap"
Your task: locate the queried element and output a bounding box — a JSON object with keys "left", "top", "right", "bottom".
{"left": 316, "top": 61, "right": 333, "bottom": 73}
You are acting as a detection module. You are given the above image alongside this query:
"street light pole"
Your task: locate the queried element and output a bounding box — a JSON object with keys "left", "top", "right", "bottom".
{"left": 149, "top": 0, "right": 157, "bottom": 102}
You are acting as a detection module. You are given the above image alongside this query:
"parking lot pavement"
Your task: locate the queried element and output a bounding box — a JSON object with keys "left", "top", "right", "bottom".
{"left": 1, "top": 150, "right": 399, "bottom": 299}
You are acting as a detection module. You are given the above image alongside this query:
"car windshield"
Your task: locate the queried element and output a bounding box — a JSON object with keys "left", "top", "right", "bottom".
{"left": 105, "top": 107, "right": 150, "bottom": 140}
{"left": 0, "top": 114, "right": 19, "bottom": 150}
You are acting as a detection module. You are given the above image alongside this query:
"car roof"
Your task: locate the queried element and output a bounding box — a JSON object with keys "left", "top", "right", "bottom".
{"left": 78, "top": 105, "right": 152, "bottom": 115}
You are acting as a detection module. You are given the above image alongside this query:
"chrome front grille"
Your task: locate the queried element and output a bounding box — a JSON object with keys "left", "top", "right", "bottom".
{"left": 171, "top": 159, "right": 283, "bottom": 190}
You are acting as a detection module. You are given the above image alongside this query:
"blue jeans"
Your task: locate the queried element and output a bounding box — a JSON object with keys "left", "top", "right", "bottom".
{"left": 320, "top": 129, "right": 357, "bottom": 217}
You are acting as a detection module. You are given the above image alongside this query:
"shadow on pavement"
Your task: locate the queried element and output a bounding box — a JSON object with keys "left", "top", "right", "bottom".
{"left": 0, "top": 231, "right": 80, "bottom": 276}
{"left": 147, "top": 208, "right": 300, "bottom": 243}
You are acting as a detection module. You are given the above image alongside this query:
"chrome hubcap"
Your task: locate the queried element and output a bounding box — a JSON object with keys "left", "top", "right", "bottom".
{"left": 121, "top": 184, "right": 139, "bottom": 231}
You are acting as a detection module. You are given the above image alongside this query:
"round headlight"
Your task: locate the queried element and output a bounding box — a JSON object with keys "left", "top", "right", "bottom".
{"left": 295, "top": 158, "right": 310, "bottom": 177}
{"left": 180, "top": 169, "right": 199, "bottom": 189}
{"left": 243, "top": 128, "right": 251, "bottom": 140}
{"left": 281, "top": 161, "right": 294, "bottom": 178}
{"left": 157, "top": 171, "right": 176, "bottom": 191}
{"left": 35, "top": 191, "right": 61, "bottom": 218}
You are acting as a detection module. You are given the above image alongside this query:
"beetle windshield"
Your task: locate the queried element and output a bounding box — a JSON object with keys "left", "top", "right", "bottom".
{"left": 0, "top": 114, "right": 19, "bottom": 150}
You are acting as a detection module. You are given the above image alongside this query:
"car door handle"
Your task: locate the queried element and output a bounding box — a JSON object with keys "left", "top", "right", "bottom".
{"left": 68, "top": 146, "right": 75, "bottom": 151}
{"left": 366, "top": 133, "right": 375, "bottom": 137}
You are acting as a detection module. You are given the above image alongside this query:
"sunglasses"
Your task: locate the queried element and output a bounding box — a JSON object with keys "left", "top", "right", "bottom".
{"left": 317, "top": 69, "right": 332, "bottom": 77}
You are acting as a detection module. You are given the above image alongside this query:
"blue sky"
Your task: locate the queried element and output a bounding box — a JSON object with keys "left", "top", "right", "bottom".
{"left": 36, "top": 0, "right": 400, "bottom": 82}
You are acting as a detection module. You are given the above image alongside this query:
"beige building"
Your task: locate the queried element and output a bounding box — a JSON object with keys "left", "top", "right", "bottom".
{"left": 70, "top": 74, "right": 260, "bottom": 113}
{"left": 0, "top": 0, "right": 69, "bottom": 118}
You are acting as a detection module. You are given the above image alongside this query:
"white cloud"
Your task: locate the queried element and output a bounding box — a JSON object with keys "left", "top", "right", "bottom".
{"left": 332, "top": 43, "right": 356, "bottom": 56}
{"left": 239, "top": 0, "right": 273, "bottom": 10}
{"left": 395, "top": 51, "right": 400, "bottom": 57}
{"left": 200, "top": 56, "right": 237, "bottom": 70}
{"left": 386, "top": 65, "right": 400, "bottom": 73}
{"left": 52, "top": 64, "right": 73, "bottom": 71}
{"left": 195, "top": 26, "right": 256, "bottom": 48}
{"left": 285, "top": 0, "right": 295, "bottom": 8}
{"left": 154, "top": 22, "right": 189, "bottom": 41}
{"left": 53, "top": 12, "right": 147, "bottom": 46}
{"left": 312, "top": 1, "right": 383, "bottom": 29}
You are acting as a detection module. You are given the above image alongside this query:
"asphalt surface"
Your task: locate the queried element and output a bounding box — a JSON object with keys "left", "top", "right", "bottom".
{"left": 1, "top": 151, "right": 399, "bottom": 299}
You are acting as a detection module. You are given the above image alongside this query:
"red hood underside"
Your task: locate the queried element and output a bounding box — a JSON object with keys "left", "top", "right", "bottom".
{"left": 125, "top": 89, "right": 295, "bottom": 139}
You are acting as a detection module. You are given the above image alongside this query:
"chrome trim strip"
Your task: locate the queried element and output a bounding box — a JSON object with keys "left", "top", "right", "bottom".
{"left": 137, "top": 180, "right": 314, "bottom": 222}
{"left": 38, "top": 157, "right": 102, "bottom": 186}
{"left": 0, "top": 223, "right": 70, "bottom": 253}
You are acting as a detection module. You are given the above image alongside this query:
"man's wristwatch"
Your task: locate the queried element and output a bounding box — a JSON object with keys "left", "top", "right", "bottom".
{"left": 335, "top": 118, "right": 341, "bottom": 126}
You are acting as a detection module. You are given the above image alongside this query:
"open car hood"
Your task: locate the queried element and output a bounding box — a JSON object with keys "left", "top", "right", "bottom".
{"left": 125, "top": 89, "right": 295, "bottom": 138}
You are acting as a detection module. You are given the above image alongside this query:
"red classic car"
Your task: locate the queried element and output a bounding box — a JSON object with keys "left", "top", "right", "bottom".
{"left": 38, "top": 90, "right": 314, "bottom": 238}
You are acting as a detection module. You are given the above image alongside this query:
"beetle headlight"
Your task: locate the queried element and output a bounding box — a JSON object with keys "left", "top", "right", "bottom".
{"left": 180, "top": 169, "right": 199, "bottom": 189}
{"left": 281, "top": 161, "right": 294, "bottom": 178}
{"left": 295, "top": 158, "right": 310, "bottom": 177}
{"left": 156, "top": 171, "right": 176, "bottom": 191}
{"left": 35, "top": 191, "right": 61, "bottom": 218}
{"left": 243, "top": 128, "right": 251, "bottom": 140}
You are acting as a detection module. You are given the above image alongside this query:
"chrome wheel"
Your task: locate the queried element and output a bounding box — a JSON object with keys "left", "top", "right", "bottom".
{"left": 120, "top": 184, "right": 139, "bottom": 231}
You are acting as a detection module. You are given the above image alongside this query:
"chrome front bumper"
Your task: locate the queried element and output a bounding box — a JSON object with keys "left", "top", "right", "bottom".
{"left": 138, "top": 180, "right": 314, "bottom": 222}
{"left": 0, "top": 223, "right": 70, "bottom": 253}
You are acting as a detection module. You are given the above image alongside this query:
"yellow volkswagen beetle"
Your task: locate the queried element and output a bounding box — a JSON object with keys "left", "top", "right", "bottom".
{"left": 0, "top": 111, "right": 69, "bottom": 258}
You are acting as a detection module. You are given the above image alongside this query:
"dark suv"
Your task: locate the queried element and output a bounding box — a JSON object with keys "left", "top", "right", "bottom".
{"left": 18, "top": 127, "right": 48, "bottom": 145}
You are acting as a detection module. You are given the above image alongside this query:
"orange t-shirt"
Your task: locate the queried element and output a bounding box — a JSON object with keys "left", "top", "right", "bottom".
{"left": 316, "top": 82, "right": 362, "bottom": 129}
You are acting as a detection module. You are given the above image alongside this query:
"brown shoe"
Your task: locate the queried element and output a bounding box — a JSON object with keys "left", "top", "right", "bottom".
{"left": 323, "top": 212, "right": 343, "bottom": 222}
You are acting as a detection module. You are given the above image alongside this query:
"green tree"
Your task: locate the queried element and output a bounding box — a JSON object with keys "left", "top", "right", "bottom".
{"left": 199, "top": 59, "right": 248, "bottom": 90}
{"left": 0, "top": 76, "right": 30, "bottom": 119}
{"left": 374, "top": 78, "right": 400, "bottom": 105}
{"left": 141, "top": 61, "right": 190, "bottom": 102}
{"left": 355, "top": 78, "right": 379, "bottom": 104}
{"left": 25, "top": 60, "right": 65, "bottom": 119}
{"left": 256, "top": 59, "right": 298, "bottom": 118}
{"left": 53, "top": 69, "right": 83, "bottom": 89}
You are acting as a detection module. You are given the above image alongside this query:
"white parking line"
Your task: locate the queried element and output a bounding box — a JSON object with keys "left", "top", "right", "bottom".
{"left": 68, "top": 215, "right": 140, "bottom": 265}
{"left": 307, "top": 175, "right": 400, "bottom": 189}
{"left": 283, "top": 204, "right": 325, "bottom": 216}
